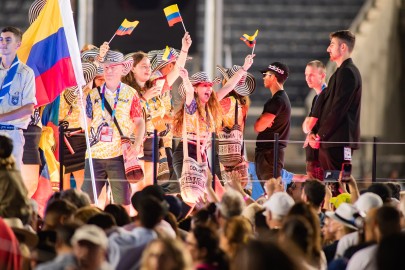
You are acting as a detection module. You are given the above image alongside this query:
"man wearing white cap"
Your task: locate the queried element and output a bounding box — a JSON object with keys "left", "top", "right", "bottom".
{"left": 263, "top": 192, "right": 295, "bottom": 233}
{"left": 71, "top": 225, "right": 112, "bottom": 270}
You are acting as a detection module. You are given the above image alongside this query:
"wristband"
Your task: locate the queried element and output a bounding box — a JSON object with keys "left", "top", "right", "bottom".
{"left": 96, "top": 55, "right": 105, "bottom": 62}
{"left": 181, "top": 49, "right": 188, "bottom": 54}
{"left": 243, "top": 195, "right": 250, "bottom": 202}
{"left": 241, "top": 66, "right": 247, "bottom": 72}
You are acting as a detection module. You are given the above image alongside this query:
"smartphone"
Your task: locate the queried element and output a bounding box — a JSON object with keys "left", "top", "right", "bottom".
{"left": 154, "top": 79, "right": 165, "bottom": 94}
{"left": 341, "top": 163, "right": 352, "bottom": 182}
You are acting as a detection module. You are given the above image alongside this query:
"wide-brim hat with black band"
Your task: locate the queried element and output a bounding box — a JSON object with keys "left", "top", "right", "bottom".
{"left": 325, "top": 202, "right": 361, "bottom": 230}
{"left": 63, "top": 62, "right": 98, "bottom": 105}
{"left": 216, "top": 65, "right": 256, "bottom": 96}
{"left": 28, "top": 0, "right": 46, "bottom": 25}
{"left": 81, "top": 48, "right": 104, "bottom": 75}
{"left": 178, "top": 71, "right": 218, "bottom": 98}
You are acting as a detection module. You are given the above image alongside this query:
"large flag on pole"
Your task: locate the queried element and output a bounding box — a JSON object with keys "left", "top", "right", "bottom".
{"left": 18, "top": 0, "right": 85, "bottom": 107}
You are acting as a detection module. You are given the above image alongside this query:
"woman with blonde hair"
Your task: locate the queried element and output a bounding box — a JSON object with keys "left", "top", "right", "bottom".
{"left": 220, "top": 216, "right": 253, "bottom": 260}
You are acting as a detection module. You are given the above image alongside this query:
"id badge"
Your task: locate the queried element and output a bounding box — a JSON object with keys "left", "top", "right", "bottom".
{"left": 343, "top": 147, "right": 352, "bottom": 161}
{"left": 100, "top": 126, "right": 114, "bottom": 142}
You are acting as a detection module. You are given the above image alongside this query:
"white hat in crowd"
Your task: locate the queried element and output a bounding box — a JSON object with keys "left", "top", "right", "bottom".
{"left": 263, "top": 192, "right": 295, "bottom": 218}
{"left": 71, "top": 225, "right": 108, "bottom": 249}
{"left": 326, "top": 203, "right": 361, "bottom": 230}
{"left": 354, "top": 192, "right": 383, "bottom": 214}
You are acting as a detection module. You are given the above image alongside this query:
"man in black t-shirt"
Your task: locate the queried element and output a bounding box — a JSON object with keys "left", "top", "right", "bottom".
{"left": 254, "top": 62, "right": 291, "bottom": 183}
{"left": 302, "top": 60, "right": 327, "bottom": 180}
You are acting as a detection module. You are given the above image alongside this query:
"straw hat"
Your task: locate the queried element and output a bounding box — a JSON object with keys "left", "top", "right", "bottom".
{"left": 178, "top": 71, "right": 217, "bottom": 98}
{"left": 102, "top": 50, "right": 133, "bottom": 76}
{"left": 216, "top": 65, "right": 256, "bottom": 96}
{"left": 28, "top": 0, "right": 46, "bottom": 25}
{"left": 3, "top": 218, "right": 39, "bottom": 248}
{"left": 81, "top": 47, "right": 104, "bottom": 74}
{"left": 63, "top": 62, "right": 98, "bottom": 105}
{"left": 149, "top": 48, "right": 180, "bottom": 72}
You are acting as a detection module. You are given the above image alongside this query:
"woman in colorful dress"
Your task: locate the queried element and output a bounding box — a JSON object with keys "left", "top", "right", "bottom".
{"left": 215, "top": 65, "right": 256, "bottom": 190}
{"left": 172, "top": 54, "right": 254, "bottom": 201}
{"left": 122, "top": 32, "right": 192, "bottom": 190}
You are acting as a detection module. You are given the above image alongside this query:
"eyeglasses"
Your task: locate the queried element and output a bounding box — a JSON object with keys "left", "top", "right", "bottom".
{"left": 262, "top": 72, "right": 274, "bottom": 78}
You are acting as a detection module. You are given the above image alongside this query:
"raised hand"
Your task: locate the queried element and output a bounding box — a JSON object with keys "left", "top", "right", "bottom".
{"left": 181, "top": 32, "right": 192, "bottom": 52}
{"left": 242, "top": 54, "right": 255, "bottom": 72}
{"left": 99, "top": 42, "right": 109, "bottom": 60}
{"left": 142, "top": 86, "right": 161, "bottom": 100}
{"left": 178, "top": 66, "right": 189, "bottom": 79}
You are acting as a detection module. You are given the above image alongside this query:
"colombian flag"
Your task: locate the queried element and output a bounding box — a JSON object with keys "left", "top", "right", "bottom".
{"left": 18, "top": 0, "right": 85, "bottom": 107}
{"left": 115, "top": 19, "right": 139, "bottom": 36}
{"left": 162, "top": 46, "right": 175, "bottom": 61}
{"left": 240, "top": 29, "right": 259, "bottom": 48}
{"left": 164, "top": 4, "right": 183, "bottom": 27}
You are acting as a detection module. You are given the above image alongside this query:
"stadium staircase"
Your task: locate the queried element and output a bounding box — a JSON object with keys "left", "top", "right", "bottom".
{"left": 0, "top": 0, "right": 32, "bottom": 31}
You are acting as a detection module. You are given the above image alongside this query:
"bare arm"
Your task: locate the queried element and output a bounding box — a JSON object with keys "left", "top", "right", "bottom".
{"left": 167, "top": 32, "right": 192, "bottom": 86}
{"left": 216, "top": 54, "right": 255, "bottom": 101}
{"left": 302, "top": 116, "right": 318, "bottom": 134}
{"left": 178, "top": 67, "right": 194, "bottom": 106}
{"left": 0, "top": 103, "right": 34, "bottom": 122}
{"left": 254, "top": 113, "right": 276, "bottom": 133}
{"left": 133, "top": 117, "right": 145, "bottom": 153}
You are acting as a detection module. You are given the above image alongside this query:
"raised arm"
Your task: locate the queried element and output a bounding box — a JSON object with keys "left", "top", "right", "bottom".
{"left": 167, "top": 32, "right": 192, "bottom": 86}
{"left": 178, "top": 67, "right": 194, "bottom": 106}
{"left": 216, "top": 54, "right": 255, "bottom": 101}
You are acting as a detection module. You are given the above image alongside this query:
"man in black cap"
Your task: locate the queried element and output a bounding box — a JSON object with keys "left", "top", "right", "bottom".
{"left": 254, "top": 62, "right": 291, "bottom": 184}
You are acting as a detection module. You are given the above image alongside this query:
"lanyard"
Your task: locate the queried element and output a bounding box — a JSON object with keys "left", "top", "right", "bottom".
{"left": 101, "top": 83, "right": 121, "bottom": 124}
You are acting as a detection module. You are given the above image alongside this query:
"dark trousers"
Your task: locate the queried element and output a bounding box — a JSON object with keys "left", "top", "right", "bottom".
{"left": 255, "top": 148, "right": 285, "bottom": 184}
{"left": 82, "top": 156, "right": 131, "bottom": 205}
{"left": 319, "top": 147, "right": 353, "bottom": 171}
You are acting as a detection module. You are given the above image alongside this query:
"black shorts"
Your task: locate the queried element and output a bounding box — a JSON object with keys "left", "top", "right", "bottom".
{"left": 22, "top": 125, "right": 41, "bottom": 165}
{"left": 82, "top": 156, "right": 131, "bottom": 205}
{"left": 62, "top": 128, "right": 86, "bottom": 173}
{"left": 140, "top": 137, "right": 164, "bottom": 162}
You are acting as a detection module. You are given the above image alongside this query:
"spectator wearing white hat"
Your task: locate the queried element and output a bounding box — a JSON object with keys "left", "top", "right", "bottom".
{"left": 323, "top": 203, "right": 359, "bottom": 263}
{"left": 263, "top": 192, "right": 294, "bottom": 233}
{"left": 347, "top": 206, "right": 401, "bottom": 270}
{"left": 70, "top": 224, "right": 112, "bottom": 270}
{"left": 334, "top": 192, "right": 383, "bottom": 259}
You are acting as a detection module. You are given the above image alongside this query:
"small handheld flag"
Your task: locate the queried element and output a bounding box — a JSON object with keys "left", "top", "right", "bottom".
{"left": 162, "top": 46, "right": 175, "bottom": 61}
{"left": 109, "top": 19, "right": 139, "bottom": 43}
{"left": 164, "top": 4, "right": 187, "bottom": 32}
{"left": 240, "top": 29, "right": 259, "bottom": 55}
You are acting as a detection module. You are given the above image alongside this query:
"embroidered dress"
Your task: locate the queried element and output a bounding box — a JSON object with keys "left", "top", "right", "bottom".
{"left": 85, "top": 83, "right": 142, "bottom": 159}
{"left": 220, "top": 96, "right": 246, "bottom": 131}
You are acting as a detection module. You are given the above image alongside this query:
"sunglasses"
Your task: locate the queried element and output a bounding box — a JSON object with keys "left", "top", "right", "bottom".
{"left": 262, "top": 72, "right": 274, "bottom": 78}
{"left": 196, "top": 82, "right": 214, "bottom": 87}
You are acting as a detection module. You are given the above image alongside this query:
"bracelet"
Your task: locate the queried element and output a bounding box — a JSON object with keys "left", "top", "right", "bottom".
{"left": 96, "top": 55, "right": 105, "bottom": 62}
{"left": 181, "top": 49, "right": 188, "bottom": 54}
{"left": 241, "top": 66, "right": 247, "bottom": 72}
{"left": 243, "top": 194, "right": 250, "bottom": 202}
